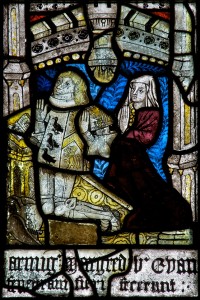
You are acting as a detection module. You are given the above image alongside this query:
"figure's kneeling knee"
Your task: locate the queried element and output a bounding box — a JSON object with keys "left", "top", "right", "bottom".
{"left": 41, "top": 198, "right": 54, "bottom": 215}
{"left": 42, "top": 203, "right": 54, "bottom": 215}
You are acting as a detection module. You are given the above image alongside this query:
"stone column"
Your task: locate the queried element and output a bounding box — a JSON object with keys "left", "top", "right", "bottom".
{"left": 168, "top": 2, "right": 198, "bottom": 221}
{"left": 3, "top": 2, "right": 30, "bottom": 116}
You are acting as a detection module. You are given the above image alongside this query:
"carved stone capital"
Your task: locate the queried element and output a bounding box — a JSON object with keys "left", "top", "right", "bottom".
{"left": 167, "top": 152, "right": 197, "bottom": 170}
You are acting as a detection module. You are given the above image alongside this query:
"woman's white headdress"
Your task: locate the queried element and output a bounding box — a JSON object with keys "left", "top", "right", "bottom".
{"left": 129, "top": 75, "right": 159, "bottom": 107}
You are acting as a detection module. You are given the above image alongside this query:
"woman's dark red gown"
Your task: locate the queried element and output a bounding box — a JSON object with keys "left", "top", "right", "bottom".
{"left": 105, "top": 108, "right": 193, "bottom": 232}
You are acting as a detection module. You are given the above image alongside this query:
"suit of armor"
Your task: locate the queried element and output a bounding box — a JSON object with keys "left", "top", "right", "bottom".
{"left": 30, "top": 70, "right": 121, "bottom": 232}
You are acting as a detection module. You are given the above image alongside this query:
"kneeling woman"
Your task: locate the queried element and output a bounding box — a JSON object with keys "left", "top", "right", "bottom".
{"left": 105, "top": 75, "right": 193, "bottom": 232}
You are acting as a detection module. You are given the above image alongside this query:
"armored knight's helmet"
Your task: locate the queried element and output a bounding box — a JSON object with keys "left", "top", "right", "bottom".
{"left": 88, "top": 106, "right": 114, "bottom": 133}
{"left": 49, "top": 71, "right": 90, "bottom": 108}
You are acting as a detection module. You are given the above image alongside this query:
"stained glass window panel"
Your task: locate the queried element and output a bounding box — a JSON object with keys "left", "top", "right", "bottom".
{"left": 1, "top": 1, "right": 198, "bottom": 298}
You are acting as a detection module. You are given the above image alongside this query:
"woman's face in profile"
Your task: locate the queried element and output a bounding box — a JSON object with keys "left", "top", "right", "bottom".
{"left": 130, "top": 82, "right": 147, "bottom": 109}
